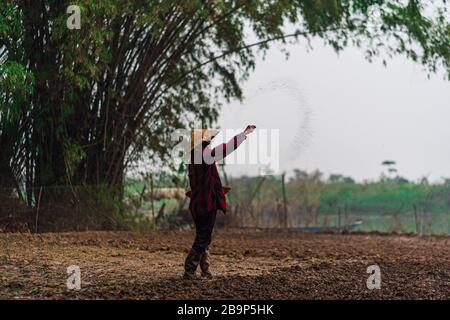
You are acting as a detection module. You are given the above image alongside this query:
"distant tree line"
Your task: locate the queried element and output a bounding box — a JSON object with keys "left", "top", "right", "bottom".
{"left": 227, "top": 169, "right": 450, "bottom": 233}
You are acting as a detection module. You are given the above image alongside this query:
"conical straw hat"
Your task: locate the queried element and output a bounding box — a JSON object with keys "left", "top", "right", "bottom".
{"left": 189, "top": 128, "right": 220, "bottom": 151}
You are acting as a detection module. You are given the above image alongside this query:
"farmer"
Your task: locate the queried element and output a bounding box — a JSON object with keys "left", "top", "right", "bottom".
{"left": 184, "top": 125, "right": 256, "bottom": 279}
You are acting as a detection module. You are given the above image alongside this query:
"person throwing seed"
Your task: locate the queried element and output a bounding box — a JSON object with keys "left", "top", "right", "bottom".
{"left": 183, "top": 125, "right": 256, "bottom": 279}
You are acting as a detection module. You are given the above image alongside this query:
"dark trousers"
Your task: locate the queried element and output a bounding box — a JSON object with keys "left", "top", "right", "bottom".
{"left": 192, "top": 210, "right": 217, "bottom": 254}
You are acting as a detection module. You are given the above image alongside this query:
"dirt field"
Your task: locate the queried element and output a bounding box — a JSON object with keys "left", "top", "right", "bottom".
{"left": 0, "top": 229, "right": 448, "bottom": 299}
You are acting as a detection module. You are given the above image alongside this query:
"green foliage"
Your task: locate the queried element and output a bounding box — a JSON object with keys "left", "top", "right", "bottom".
{"left": 0, "top": 61, "right": 34, "bottom": 118}
{"left": 227, "top": 170, "right": 449, "bottom": 233}
{"left": 320, "top": 180, "right": 433, "bottom": 214}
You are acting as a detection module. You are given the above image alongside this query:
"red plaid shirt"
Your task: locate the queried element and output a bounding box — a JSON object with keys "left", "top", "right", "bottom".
{"left": 188, "top": 133, "right": 246, "bottom": 218}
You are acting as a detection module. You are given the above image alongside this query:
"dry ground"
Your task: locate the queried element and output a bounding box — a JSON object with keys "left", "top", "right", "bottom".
{"left": 0, "top": 229, "right": 448, "bottom": 299}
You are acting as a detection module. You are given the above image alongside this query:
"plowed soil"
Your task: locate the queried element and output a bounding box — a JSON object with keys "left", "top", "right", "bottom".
{"left": 0, "top": 230, "right": 448, "bottom": 299}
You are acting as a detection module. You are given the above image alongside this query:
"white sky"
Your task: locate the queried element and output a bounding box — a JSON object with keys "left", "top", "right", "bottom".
{"left": 216, "top": 39, "right": 450, "bottom": 183}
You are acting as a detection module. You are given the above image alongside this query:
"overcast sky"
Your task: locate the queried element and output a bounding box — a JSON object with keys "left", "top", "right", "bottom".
{"left": 215, "top": 39, "right": 450, "bottom": 183}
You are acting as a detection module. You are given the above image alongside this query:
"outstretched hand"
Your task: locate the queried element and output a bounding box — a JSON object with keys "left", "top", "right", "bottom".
{"left": 243, "top": 125, "right": 256, "bottom": 136}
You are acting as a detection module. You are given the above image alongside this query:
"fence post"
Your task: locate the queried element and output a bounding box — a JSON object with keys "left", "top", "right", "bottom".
{"left": 150, "top": 174, "right": 155, "bottom": 221}
{"left": 337, "top": 207, "right": 341, "bottom": 230}
{"left": 413, "top": 204, "right": 419, "bottom": 234}
{"left": 281, "top": 173, "right": 288, "bottom": 229}
{"left": 35, "top": 187, "right": 43, "bottom": 233}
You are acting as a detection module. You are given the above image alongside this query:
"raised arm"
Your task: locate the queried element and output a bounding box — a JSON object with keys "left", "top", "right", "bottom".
{"left": 209, "top": 132, "right": 246, "bottom": 162}
{"left": 203, "top": 125, "right": 256, "bottom": 163}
